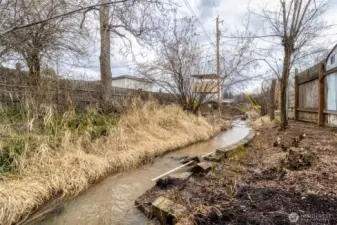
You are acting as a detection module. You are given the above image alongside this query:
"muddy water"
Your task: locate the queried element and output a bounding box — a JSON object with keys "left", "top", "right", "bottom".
{"left": 37, "top": 120, "right": 250, "bottom": 225}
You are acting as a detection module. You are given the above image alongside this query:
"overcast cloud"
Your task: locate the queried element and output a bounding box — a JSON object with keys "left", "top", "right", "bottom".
{"left": 65, "top": 0, "right": 337, "bottom": 92}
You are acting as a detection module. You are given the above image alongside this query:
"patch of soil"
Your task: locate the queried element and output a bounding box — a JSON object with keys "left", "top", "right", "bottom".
{"left": 194, "top": 186, "right": 337, "bottom": 225}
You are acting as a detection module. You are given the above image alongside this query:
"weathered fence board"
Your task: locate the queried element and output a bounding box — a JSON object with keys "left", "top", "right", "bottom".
{"left": 298, "top": 111, "right": 318, "bottom": 123}
{"left": 297, "top": 65, "right": 319, "bottom": 84}
{"left": 0, "top": 78, "right": 174, "bottom": 112}
{"left": 295, "top": 62, "right": 337, "bottom": 127}
{"left": 298, "top": 80, "right": 318, "bottom": 109}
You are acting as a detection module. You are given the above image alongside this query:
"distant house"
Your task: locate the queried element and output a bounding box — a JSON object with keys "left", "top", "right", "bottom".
{"left": 111, "top": 75, "right": 153, "bottom": 91}
{"left": 191, "top": 74, "right": 219, "bottom": 103}
{"left": 326, "top": 44, "right": 337, "bottom": 72}
{"left": 222, "top": 91, "right": 235, "bottom": 104}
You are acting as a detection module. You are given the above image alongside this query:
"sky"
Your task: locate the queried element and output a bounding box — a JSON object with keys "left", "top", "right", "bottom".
{"left": 59, "top": 0, "right": 337, "bottom": 92}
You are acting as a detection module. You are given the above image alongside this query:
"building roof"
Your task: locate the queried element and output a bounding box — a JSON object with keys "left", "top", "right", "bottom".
{"left": 326, "top": 44, "right": 337, "bottom": 62}
{"left": 191, "top": 74, "right": 218, "bottom": 79}
{"left": 222, "top": 99, "right": 235, "bottom": 103}
{"left": 111, "top": 75, "right": 152, "bottom": 83}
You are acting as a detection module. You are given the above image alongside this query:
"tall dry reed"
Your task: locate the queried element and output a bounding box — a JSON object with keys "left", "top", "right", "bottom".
{"left": 0, "top": 101, "right": 219, "bottom": 225}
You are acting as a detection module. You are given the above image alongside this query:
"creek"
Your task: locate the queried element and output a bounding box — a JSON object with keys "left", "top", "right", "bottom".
{"left": 37, "top": 120, "right": 250, "bottom": 225}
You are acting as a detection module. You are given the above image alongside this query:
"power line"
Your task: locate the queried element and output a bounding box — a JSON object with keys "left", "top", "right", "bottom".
{"left": 212, "top": 0, "right": 219, "bottom": 15}
{"left": 183, "top": 0, "right": 216, "bottom": 51}
{"left": 212, "top": 0, "right": 217, "bottom": 8}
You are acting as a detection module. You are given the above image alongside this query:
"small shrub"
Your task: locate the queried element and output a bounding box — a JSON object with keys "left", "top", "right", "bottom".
{"left": 91, "top": 125, "right": 108, "bottom": 140}
{"left": 0, "top": 108, "right": 25, "bottom": 124}
{"left": 0, "top": 138, "right": 25, "bottom": 175}
{"left": 275, "top": 116, "right": 281, "bottom": 123}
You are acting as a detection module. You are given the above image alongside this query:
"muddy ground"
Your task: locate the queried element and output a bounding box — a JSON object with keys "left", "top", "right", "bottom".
{"left": 136, "top": 121, "right": 337, "bottom": 225}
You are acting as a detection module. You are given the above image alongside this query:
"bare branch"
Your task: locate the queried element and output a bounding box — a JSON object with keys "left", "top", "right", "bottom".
{"left": 0, "top": 0, "right": 129, "bottom": 36}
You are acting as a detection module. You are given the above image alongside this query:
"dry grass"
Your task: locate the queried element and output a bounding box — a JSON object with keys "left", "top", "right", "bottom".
{"left": 0, "top": 101, "right": 219, "bottom": 225}
{"left": 250, "top": 115, "right": 280, "bottom": 129}
{"left": 245, "top": 110, "right": 260, "bottom": 120}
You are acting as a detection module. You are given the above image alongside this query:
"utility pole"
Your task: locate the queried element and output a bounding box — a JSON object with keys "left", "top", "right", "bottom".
{"left": 216, "top": 16, "right": 223, "bottom": 110}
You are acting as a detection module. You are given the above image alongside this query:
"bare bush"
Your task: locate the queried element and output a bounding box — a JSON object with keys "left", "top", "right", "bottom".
{"left": 0, "top": 0, "right": 90, "bottom": 86}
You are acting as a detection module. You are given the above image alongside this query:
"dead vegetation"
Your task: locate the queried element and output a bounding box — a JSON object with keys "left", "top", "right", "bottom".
{"left": 0, "top": 101, "right": 220, "bottom": 225}
{"left": 281, "top": 147, "right": 317, "bottom": 170}
{"left": 206, "top": 121, "right": 337, "bottom": 224}
{"left": 137, "top": 120, "right": 337, "bottom": 224}
{"left": 246, "top": 121, "right": 337, "bottom": 196}
{"left": 250, "top": 115, "right": 280, "bottom": 129}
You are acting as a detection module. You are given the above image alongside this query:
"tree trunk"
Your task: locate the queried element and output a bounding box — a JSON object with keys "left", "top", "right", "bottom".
{"left": 280, "top": 47, "right": 292, "bottom": 129}
{"left": 269, "top": 79, "right": 276, "bottom": 121}
{"left": 28, "top": 53, "right": 41, "bottom": 86}
{"left": 99, "top": 0, "right": 112, "bottom": 112}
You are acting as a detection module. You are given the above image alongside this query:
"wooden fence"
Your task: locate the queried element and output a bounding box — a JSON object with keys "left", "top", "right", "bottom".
{"left": 294, "top": 62, "right": 337, "bottom": 127}
{"left": 0, "top": 67, "right": 174, "bottom": 111}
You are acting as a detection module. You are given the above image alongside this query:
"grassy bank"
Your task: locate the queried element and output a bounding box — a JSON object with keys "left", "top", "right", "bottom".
{"left": 0, "top": 101, "right": 219, "bottom": 225}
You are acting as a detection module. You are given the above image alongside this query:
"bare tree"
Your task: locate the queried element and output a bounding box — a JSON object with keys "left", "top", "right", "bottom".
{"left": 99, "top": 0, "right": 112, "bottom": 110}
{"left": 269, "top": 79, "right": 276, "bottom": 120}
{"left": 0, "top": 0, "right": 129, "bottom": 36}
{"left": 139, "top": 16, "right": 258, "bottom": 113}
{"left": 138, "top": 17, "right": 208, "bottom": 112}
{"left": 0, "top": 0, "right": 89, "bottom": 86}
{"left": 97, "top": 0, "right": 172, "bottom": 110}
{"left": 257, "top": 0, "right": 331, "bottom": 129}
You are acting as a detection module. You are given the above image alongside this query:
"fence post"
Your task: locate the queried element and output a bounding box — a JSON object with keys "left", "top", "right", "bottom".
{"left": 269, "top": 79, "right": 276, "bottom": 121}
{"left": 318, "top": 63, "right": 325, "bottom": 127}
{"left": 294, "top": 68, "right": 299, "bottom": 121}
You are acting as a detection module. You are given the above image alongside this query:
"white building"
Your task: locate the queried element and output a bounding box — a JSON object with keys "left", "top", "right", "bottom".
{"left": 111, "top": 75, "right": 153, "bottom": 91}
{"left": 191, "top": 74, "right": 219, "bottom": 103}
{"left": 326, "top": 45, "right": 337, "bottom": 71}
{"left": 325, "top": 45, "right": 337, "bottom": 111}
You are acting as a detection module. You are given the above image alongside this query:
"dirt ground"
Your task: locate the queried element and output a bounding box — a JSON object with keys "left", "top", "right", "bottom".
{"left": 137, "top": 120, "right": 337, "bottom": 225}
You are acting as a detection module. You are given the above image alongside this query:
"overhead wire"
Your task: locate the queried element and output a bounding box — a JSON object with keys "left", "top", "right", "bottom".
{"left": 182, "top": 0, "right": 217, "bottom": 52}
{"left": 182, "top": 0, "right": 227, "bottom": 68}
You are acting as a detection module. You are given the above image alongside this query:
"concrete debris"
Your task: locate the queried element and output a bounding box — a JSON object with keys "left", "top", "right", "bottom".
{"left": 216, "top": 130, "right": 255, "bottom": 156}
{"left": 192, "top": 162, "right": 213, "bottom": 173}
{"left": 152, "top": 197, "right": 187, "bottom": 225}
{"left": 204, "top": 153, "right": 222, "bottom": 162}
{"left": 135, "top": 198, "right": 153, "bottom": 219}
{"left": 180, "top": 155, "right": 204, "bottom": 164}
{"left": 169, "top": 172, "right": 192, "bottom": 181}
